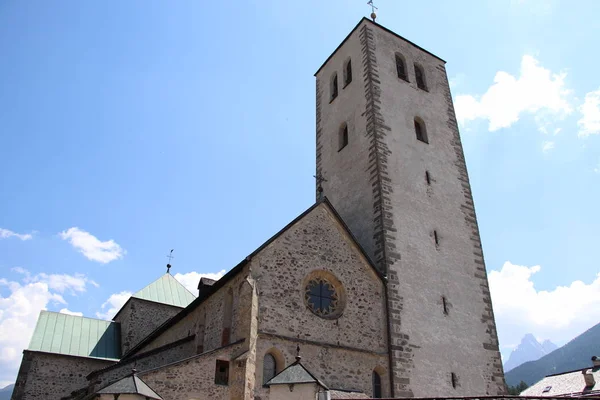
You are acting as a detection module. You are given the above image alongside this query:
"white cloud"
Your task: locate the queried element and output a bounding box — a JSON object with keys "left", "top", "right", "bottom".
{"left": 578, "top": 88, "right": 600, "bottom": 137}
{"left": 542, "top": 141, "right": 555, "bottom": 153}
{"left": 59, "top": 227, "right": 125, "bottom": 264}
{"left": 96, "top": 291, "right": 132, "bottom": 320}
{"left": 59, "top": 308, "right": 83, "bottom": 317}
{"left": 454, "top": 55, "right": 572, "bottom": 131}
{"left": 0, "top": 228, "right": 33, "bottom": 241}
{"left": 0, "top": 270, "right": 94, "bottom": 385}
{"left": 174, "top": 270, "right": 226, "bottom": 295}
{"left": 489, "top": 261, "right": 600, "bottom": 351}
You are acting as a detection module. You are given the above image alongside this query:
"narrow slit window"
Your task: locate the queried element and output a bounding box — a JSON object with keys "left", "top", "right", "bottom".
{"left": 434, "top": 230, "right": 439, "bottom": 246}
{"left": 415, "top": 64, "right": 427, "bottom": 90}
{"left": 331, "top": 73, "right": 339, "bottom": 101}
{"left": 426, "top": 171, "right": 431, "bottom": 185}
{"left": 263, "top": 354, "right": 276, "bottom": 385}
{"left": 396, "top": 54, "right": 408, "bottom": 81}
{"left": 451, "top": 372, "right": 458, "bottom": 388}
{"left": 414, "top": 118, "right": 428, "bottom": 144}
{"left": 339, "top": 123, "right": 349, "bottom": 151}
{"left": 442, "top": 296, "right": 449, "bottom": 315}
{"left": 372, "top": 371, "right": 382, "bottom": 398}
{"left": 344, "top": 59, "right": 352, "bottom": 87}
{"left": 215, "top": 360, "right": 230, "bottom": 385}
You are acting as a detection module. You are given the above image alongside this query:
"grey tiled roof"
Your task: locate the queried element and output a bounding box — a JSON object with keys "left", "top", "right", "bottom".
{"left": 265, "top": 359, "right": 328, "bottom": 389}
{"left": 97, "top": 375, "right": 163, "bottom": 399}
{"left": 329, "top": 389, "right": 369, "bottom": 398}
{"left": 521, "top": 366, "right": 600, "bottom": 397}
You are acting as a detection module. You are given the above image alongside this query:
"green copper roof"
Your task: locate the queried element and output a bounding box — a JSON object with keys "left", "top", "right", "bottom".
{"left": 132, "top": 273, "right": 196, "bottom": 308}
{"left": 28, "top": 311, "right": 120, "bottom": 359}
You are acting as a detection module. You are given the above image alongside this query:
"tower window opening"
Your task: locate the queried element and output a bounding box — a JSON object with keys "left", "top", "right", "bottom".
{"left": 372, "top": 370, "right": 382, "bottom": 398}
{"left": 330, "top": 73, "right": 339, "bottom": 102}
{"left": 451, "top": 372, "right": 458, "bottom": 388}
{"left": 396, "top": 54, "right": 408, "bottom": 82}
{"left": 442, "top": 296, "right": 449, "bottom": 315}
{"left": 339, "top": 123, "right": 349, "bottom": 151}
{"left": 434, "top": 230, "right": 439, "bottom": 247}
{"left": 414, "top": 118, "right": 428, "bottom": 144}
{"left": 344, "top": 59, "right": 352, "bottom": 87}
{"left": 426, "top": 171, "right": 431, "bottom": 185}
{"left": 415, "top": 63, "right": 427, "bottom": 91}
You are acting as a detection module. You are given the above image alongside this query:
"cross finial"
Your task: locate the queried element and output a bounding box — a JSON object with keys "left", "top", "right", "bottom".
{"left": 367, "top": 0, "right": 378, "bottom": 21}
{"left": 314, "top": 173, "right": 328, "bottom": 201}
{"left": 166, "top": 249, "right": 174, "bottom": 274}
{"left": 295, "top": 345, "right": 301, "bottom": 362}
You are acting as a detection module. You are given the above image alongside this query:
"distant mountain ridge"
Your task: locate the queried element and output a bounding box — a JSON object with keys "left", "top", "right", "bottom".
{"left": 0, "top": 384, "right": 14, "bottom": 400}
{"left": 504, "top": 333, "right": 558, "bottom": 372}
{"left": 505, "top": 322, "right": 600, "bottom": 387}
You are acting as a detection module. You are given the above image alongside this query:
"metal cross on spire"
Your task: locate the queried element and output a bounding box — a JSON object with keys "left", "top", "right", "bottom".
{"left": 367, "top": 0, "right": 378, "bottom": 22}
{"left": 166, "top": 249, "right": 174, "bottom": 274}
{"left": 314, "top": 173, "right": 328, "bottom": 201}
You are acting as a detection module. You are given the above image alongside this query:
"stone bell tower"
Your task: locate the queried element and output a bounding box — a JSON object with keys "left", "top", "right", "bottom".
{"left": 314, "top": 17, "right": 505, "bottom": 397}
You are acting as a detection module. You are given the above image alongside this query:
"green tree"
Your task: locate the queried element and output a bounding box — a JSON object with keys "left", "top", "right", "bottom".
{"left": 507, "top": 380, "right": 529, "bottom": 395}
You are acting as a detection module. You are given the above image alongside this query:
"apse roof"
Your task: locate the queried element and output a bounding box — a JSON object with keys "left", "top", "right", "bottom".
{"left": 132, "top": 272, "right": 196, "bottom": 308}
{"left": 97, "top": 374, "right": 163, "bottom": 399}
{"left": 28, "top": 311, "right": 120, "bottom": 360}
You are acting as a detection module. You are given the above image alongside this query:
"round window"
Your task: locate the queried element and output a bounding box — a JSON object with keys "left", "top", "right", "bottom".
{"left": 303, "top": 271, "right": 345, "bottom": 319}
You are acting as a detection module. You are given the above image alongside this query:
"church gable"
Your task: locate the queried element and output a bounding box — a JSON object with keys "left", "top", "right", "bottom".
{"left": 254, "top": 200, "right": 387, "bottom": 352}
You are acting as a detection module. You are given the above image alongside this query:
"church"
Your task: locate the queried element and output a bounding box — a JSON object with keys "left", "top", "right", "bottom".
{"left": 12, "top": 16, "right": 505, "bottom": 400}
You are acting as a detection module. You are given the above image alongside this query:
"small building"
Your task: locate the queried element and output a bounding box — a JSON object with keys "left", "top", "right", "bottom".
{"left": 521, "top": 356, "right": 600, "bottom": 397}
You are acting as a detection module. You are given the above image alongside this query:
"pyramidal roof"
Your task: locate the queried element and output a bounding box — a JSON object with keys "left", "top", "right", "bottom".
{"left": 132, "top": 273, "right": 196, "bottom": 308}
{"left": 266, "top": 358, "right": 328, "bottom": 389}
{"left": 97, "top": 374, "right": 162, "bottom": 399}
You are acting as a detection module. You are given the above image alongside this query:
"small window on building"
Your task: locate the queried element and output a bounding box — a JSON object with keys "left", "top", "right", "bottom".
{"left": 215, "top": 360, "right": 229, "bottom": 386}
{"left": 434, "top": 230, "right": 439, "bottom": 247}
{"left": 331, "top": 72, "right": 339, "bottom": 101}
{"left": 396, "top": 54, "right": 408, "bottom": 82}
{"left": 339, "top": 123, "right": 349, "bottom": 151}
{"left": 543, "top": 386, "right": 552, "bottom": 393}
{"left": 442, "top": 296, "right": 449, "bottom": 315}
{"left": 426, "top": 171, "right": 431, "bottom": 185}
{"left": 221, "top": 289, "right": 233, "bottom": 346}
{"left": 372, "top": 371, "right": 382, "bottom": 398}
{"left": 344, "top": 59, "right": 352, "bottom": 87}
{"left": 263, "top": 354, "right": 276, "bottom": 385}
{"left": 451, "top": 372, "right": 458, "bottom": 389}
{"left": 415, "top": 63, "right": 427, "bottom": 91}
{"left": 414, "top": 118, "right": 428, "bottom": 144}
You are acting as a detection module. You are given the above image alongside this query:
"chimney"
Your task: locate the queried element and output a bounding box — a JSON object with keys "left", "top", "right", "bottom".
{"left": 593, "top": 356, "right": 600, "bottom": 367}
{"left": 583, "top": 369, "right": 595, "bottom": 387}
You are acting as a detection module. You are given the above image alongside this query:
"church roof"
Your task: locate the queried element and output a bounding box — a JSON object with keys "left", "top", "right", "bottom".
{"left": 28, "top": 311, "right": 120, "bottom": 360}
{"left": 132, "top": 272, "right": 196, "bottom": 308}
{"left": 96, "top": 374, "right": 163, "bottom": 399}
{"left": 265, "top": 357, "right": 328, "bottom": 389}
{"left": 315, "top": 17, "right": 445, "bottom": 77}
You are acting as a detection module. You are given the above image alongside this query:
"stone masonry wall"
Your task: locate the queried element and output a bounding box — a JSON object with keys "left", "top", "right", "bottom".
{"left": 134, "top": 265, "right": 251, "bottom": 357}
{"left": 254, "top": 204, "right": 387, "bottom": 353}
{"left": 115, "top": 297, "right": 183, "bottom": 355}
{"left": 11, "top": 351, "right": 114, "bottom": 400}
{"left": 255, "top": 335, "right": 389, "bottom": 400}
{"left": 140, "top": 341, "right": 247, "bottom": 400}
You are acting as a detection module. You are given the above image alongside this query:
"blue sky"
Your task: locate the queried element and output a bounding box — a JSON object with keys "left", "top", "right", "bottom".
{"left": 1, "top": 0, "right": 599, "bottom": 386}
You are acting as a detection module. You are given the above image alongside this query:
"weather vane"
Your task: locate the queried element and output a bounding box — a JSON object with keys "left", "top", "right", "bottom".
{"left": 367, "top": 0, "right": 378, "bottom": 22}
{"left": 166, "top": 249, "right": 174, "bottom": 274}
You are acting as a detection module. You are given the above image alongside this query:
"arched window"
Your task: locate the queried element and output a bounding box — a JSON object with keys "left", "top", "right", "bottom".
{"left": 221, "top": 289, "right": 233, "bottom": 346}
{"left": 330, "top": 72, "right": 339, "bottom": 101}
{"left": 372, "top": 371, "right": 382, "bottom": 398}
{"left": 339, "top": 123, "right": 349, "bottom": 151}
{"left": 196, "top": 310, "right": 206, "bottom": 354}
{"left": 414, "top": 118, "right": 428, "bottom": 144}
{"left": 396, "top": 54, "right": 408, "bottom": 81}
{"left": 414, "top": 63, "right": 427, "bottom": 90}
{"left": 344, "top": 59, "right": 352, "bottom": 86}
{"left": 263, "top": 353, "right": 276, "bottom": 385}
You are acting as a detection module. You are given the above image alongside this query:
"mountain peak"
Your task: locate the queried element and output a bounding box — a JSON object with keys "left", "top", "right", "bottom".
{"left": 504, "top": 334, "right": 557, "bottom": 372}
